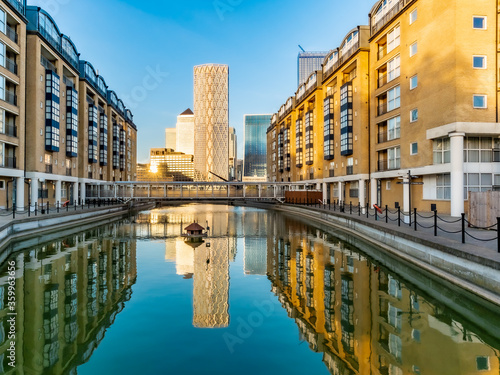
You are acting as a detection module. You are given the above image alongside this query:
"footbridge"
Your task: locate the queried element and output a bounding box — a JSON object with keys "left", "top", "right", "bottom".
{"left": 84, "top": 181, "right": 315, "bottom": 202}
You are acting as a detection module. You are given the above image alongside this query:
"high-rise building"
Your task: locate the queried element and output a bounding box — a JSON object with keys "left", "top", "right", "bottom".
{"left": 165, "top": 128, "right": 176, "bottom": 150}
{"left": 176, "top": 108, "right": 195, "bottom": 155}
{"left": 244, "top": 114, "right": 271, "bottom": 181}
{"left": 228, "top": 127, "right": 237, "bottom": 180}
{"left": 149, "top": 148, "right": 194, "bottom": 181}
{"left": 298, "top": 51, "right": 328, "bottom": 87}
{"left": 193, "top": 64, "right": 229, "bottom": 181}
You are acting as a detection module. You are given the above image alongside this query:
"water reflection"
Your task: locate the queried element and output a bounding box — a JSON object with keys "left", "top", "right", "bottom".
{"left": 0, "top": 223, "right": 136, "bottom": 374}
{"left": 267, "top": 215, "right": 500, "bottom": 375}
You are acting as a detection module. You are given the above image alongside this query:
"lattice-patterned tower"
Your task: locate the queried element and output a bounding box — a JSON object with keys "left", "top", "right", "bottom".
{"left": 193, "top": 64, "right": 229, "bottom": 181}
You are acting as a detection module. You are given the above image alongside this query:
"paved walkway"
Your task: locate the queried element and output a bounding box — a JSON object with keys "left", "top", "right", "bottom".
{"left": 285, "top": 203, "right": 500, "bottom": 264}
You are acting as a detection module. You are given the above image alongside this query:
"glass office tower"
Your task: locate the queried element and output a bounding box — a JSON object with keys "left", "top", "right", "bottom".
{"left": 244, "top": 114, "right": 271, "bottom": 180}
{"left": 298, "top": 51, "right": 328, "bottom": 86}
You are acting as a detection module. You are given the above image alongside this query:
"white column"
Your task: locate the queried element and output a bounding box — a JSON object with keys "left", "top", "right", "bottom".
{"left": 80, "top": 182, "right": 86, "bottom": 203}
{"left": 113, "top": 184, "right": 117, "bottom": 199}
{"left": 322, "top": 182, "right": 327, "bottom": 203}
{"left": 359, "top": 179, "right": 366, "bottom": 213}
{"left": 16, "top": 177, "right": 24, "bottom": 211}
{"left": 258, "top": 185, "right": 262, "bottom": 198}
{"left": 31, "top": 178, "right": 39, "bottom": 211}
{"left": 55, "top": 180, "right": 62, "bottom": 206}
{"left": 450, "top": 132, "right": 465, "bottom": 217}
{"left": 243, "top": 185, "right": 246, "bottom": 198}
{"left": 338, "top": 181, "right": 344, "bottom": 204}
{"left": 403, "top": 176, "right": 410, "bottom": 224}
{"left": 130, "top": 185, "right": 134, "bottom": 199}
{"left": 370, "top": 178, "right": 377, "bottom": 207}
{"left": 73, "top": 183, "right": 79, "bottom": 205}
{"left": 227, "top": 184, "right": 230, "bottom": 198}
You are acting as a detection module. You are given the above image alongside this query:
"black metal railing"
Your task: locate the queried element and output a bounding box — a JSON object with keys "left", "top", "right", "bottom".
{"left": 378, "top": 73, "right": 387, "bottom": 88}
{"left": 377, "top": 46, "right": 387, "bottom": 60}
{"left": 5, "top": 25, "right": 18, "bottom": 44}
{"left": 45, "top": 164, "right": 53, "bottom": 174}
{"left": 346, "top": 166, "right": 354, "bottom": 175}
{"left": 2, "top": 156, "right": 16, "bottom": 168}
{"left": 66, "top": 168, "right": 72, "bottom": 177}
{"left": 378, "top": 160, "right": 388, "bottom": 172}
{"left": 349, "top": 189, "right": 359, "bottom": 198}
{"left": 378, "top": 132, "right": 388, "bottom": 144}
{"left": 329, "top": 170, "right": 335, "bottom": 177}
{"left": 4, "top": 90, "right": 17, "bottom": 106}
{"left": 377, "top": 103, "right": 387, "bottom": 116}
{"left": 41, "top": 55, "right": 57, "bottom": 73}
{"left": 5, "top": 57, "right": 17, "bottom": 75}
{"left": 4, "top": 124, "right": 17, "bottom": 137}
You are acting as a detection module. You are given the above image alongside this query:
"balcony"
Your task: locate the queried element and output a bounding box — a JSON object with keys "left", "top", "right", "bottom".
{"left": 66, "top": 168, "right": 72, "bottom": 177}
{"left": 378, "top": 45, "right": 387, "bottom": 60}
{"left": 378, "top": 132, "right": 388, "bottom": 144}
{"left": 5, "top": 57, "right": 17, "bottom": 75}
{"left": 494, "top": 149, "right": 500, "bottom": 162}
{"left": 1, "top": 156, "right": 16, "bottom": 169}
{"left": 45, "top": 164, "right": 53, "bottom": 174}
{"left": 349, "top": 189, "right": 359, "bottom": 198}
{"left": 329, "top": 170, "right": 335, "bottom": 177}
{"left": 6, "top": 0, "right": 24, "bottom": 15}
{"left": 378, "top": 103, "right": 387, "bottom": 117}
{"left": 5, "top": 25, "right": 18, "bottom": 44}
{"left": 378, "top": 73, "right": 387, "bottom": 88}
{"left": 371, "top": 0, "right": 414, "bottom": 36}
{"left": 3, "top": 124, "right": 17, "bottom": 137}
{"left": 346, "top": 166, "right": 354, "bottom": 175}
{"left": 378, "top": 160, "right": 388, "bottom": 172}
{"left": 41, "top": 55, "right": 57, "bottom": 73}
{"left": 4, "top": 90, "right": 17, "bottom": 106}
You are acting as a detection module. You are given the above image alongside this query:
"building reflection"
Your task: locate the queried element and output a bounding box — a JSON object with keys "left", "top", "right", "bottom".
{"left": 267, "top": 215, "right": 500, "bottom": 375}
{"left": 0, "top": 223, "right": 136, "bottom": 374}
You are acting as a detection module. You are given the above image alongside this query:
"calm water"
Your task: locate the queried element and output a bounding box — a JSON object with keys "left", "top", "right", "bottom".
{"left": 0, "top": 204, "right": 499, "bottom": 374}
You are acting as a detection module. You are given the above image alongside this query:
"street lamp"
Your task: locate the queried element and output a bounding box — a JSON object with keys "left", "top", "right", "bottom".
{"left": 39, "top": 178, "right": 45, "bottom": 214}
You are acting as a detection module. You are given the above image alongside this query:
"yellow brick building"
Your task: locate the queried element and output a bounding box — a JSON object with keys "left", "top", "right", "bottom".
{"left": 268, "top": 0, "right": 500, "bottom": 216}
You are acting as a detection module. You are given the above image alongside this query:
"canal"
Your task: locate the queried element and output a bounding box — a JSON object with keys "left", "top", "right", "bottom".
{"left": 0, "top": 204, "right": 499, "bottom": 374}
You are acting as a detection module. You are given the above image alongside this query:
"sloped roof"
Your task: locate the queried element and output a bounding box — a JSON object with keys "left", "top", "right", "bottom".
{"left": 180, "top": 108, "right": 194, "bottom": 116}
{"left": 185, "top": 223, "right": 205, "bottom": 231}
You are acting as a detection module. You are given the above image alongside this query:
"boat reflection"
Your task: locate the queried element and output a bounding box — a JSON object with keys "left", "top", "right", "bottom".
{"left": 267, "top": 216, "right": 500, "bottom": 375}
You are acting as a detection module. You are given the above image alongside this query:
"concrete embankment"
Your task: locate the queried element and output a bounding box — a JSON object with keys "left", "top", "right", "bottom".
{"left": 260, "top": 203, "right": 500, "bottom": 306}
{"left": 0, "top": 202, "right": 155, "bottom": 265}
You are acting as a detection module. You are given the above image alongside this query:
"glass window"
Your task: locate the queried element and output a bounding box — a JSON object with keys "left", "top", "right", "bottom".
{"left": 437, "top": 174, "right": 451, "bottom": 200}
{"left": 473, "top": 56, "right": 486, "bottom": 69}
{"left": 473, "top": 95, "right": 487, "bottom": 108}
{"left": 0, "top": 42, "right": 4, "bottom": 67}
{"left": 409, "top": 8, "right": 417, "bottom": 24}
{"left": 387, "top": 55, "right": 400, "bottom": 82}
{"left": 0, "top": 75, "right": 4, "bottom": 101}
{"left": 410, "top": 75, "right": 418, "bottom": 90}
{"left": 388, "top": 146, "right": 400, "bottom": 170}
{"left": 387, "top": 86, "right": 401, "bottom": 111}
{"left": 410, "top": 108, "right": 418, "bottom": 122}
{"left": 473, "top": 16, "right": 486, "bottom": 29}
{"left": 410, "top": 42, "right": 418, "bottom": 57}
{"left": 433, "top": 138, "right": 450, "bottom": 164}
{"left": 387, "top": 116, "right": 400, "bottom": 140}
{"left": 0, "top": 9, "right": 5, "bottom": 34}
{"left": 411, "top": 142, "right": 418, "bottom": 155}
{"left": 387, "top": 26, "right": 400, "bottom": 53}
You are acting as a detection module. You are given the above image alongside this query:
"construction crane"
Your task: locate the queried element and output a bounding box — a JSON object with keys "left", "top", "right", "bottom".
{"left": 298, "top": 45, "right": 305, "bottom": 52}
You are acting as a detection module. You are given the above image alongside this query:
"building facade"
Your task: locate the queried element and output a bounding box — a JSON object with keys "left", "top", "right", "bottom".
{"left": 0, "top": 3, "right": 140, "bottom": 210}
{"left": 165, "top": 127, "right": 176, "bottom": 150}
{"left": 193, "top": 64, "right": 229, "bottom": 182}
{"left": 0, "top": 0, "right": 26, "bottom": 210}
{"left": 297, "top": 51, "right": 329, "bottom": 87}
{"left": 176, "top": 108, "right": 194, "bottom": 155}
{"left": 268, "top": 0, "right": 500, "bottom": 216}
{"left": 149, "top": 148, "right": 194, "bottom": 182}
{"left": 244, "top": 114, "right": 271, "bottom": 181}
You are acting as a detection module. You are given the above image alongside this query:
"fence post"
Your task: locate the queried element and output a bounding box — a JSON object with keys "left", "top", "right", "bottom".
{"left": 12, "top": 205, "right": 15, "bottom": 219}
{"left": 35, "top": 203, "right": 37, "bottom": 216}
{"left": 75, "top": 200, "right": 77, "bottom": 211}
{"left": 350, "top": 202, "right": 352, "bottom": 215}
{"left": 434, "top": 210, "right": 437, "bottom": 236}
{"left": 461, "top": 213, "right": 466, "bottom": 244}
{"left": 414, "top": 208, "right": 417, "bottom": 231}
{"left": 47, "top": 203, "right": 49, "bottom": 215}
{"left": 375, "top": 207, "right": 378, "bottom": 221}
{"left": 358, "top": 203, "right": 361, "bottom": 216}
{"left": 67, "top": 202, "right": 69, "bottom": 212}
{"left": 398, "top": 206, "right": 401, "bottom": 227}
{"left": 385, "top": 205, "right": 388, "bottom": 224}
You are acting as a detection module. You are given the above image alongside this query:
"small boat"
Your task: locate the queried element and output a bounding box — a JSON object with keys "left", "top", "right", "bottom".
{"left": 182, "top": 222, "right": 208, "bottom": 239}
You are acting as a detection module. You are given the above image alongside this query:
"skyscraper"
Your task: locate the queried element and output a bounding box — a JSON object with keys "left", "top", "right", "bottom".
{"left": 165, "top": 128, "right": 177, "bottom": 150}
{"left": 297, "top": 51, "right": 329, "bottom": 86}
{"left": 193, "top": 64, "right": 229, "bottom": 181}
{"left": 176, "top": 108, "right": 195, "bottom": 155}
{"left": 228, "top": 127, "right": 237, "bottom": 181}
{"left": 244, "top": 114, "right": 271, "bottom": 180}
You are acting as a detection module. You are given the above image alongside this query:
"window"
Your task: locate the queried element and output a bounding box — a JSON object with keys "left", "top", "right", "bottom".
{"left": 465, "top": 173, "right": 493, "bottom": 195}
{"left": 464, "top": 137, "right": 500, "bottom": 162}
{"left": 386, "top": 181, "right": 391, "bottom": 190}
{"left": 476, "top": 357, "right": 490, "bottom": 371}
{"left": 410, "top": 75, "right": 418, "bottom": 90}
{"left": 473, "top": 56, "right": 486, "bottom": 69}
{"left": 410, "top": 42, "right": 418, "bottom": 57}
{"left": 0, "top": 9, "right": 5, "bottom": 35}
{"left": 0, "top": 75, "right": 4, "bottom": 101}
{"left": 473, "top": 16, "right": 486, "bottom": 30}
{"left": 387, "top": 26, "right": 400, "bottom": 53}
{"left": 409, "top": 8, "right": 417, "bottom": 24}
{"left": 0, "top": 109, "right": 4, "bottom": 133}
{"left": 388, "top": 147, "right": 401, "bottom": 170}
{"left": 324, "top": 96, "right": 334, "bottom": 160}
{"left": 411, "top": 142, "right": 418, "bottom": 155}
{"left": 473, "top": 95, "right": 487, "bottom": 108}
{"left": 387, "top": 55, "right": 400, "bottom": 82}
{"left": 387, "top": 116, "right": 400, "bottom": 140}
{"left": 387, "top": 86, "right": 401, "bottom": 111}
{"left": 412, "top": 329, "right": 421, "bottom": 343}
{"left": 410, "top": 109, "right": 418, "bottom": 122}
{"left": 0, "top": 180, "right": 4, "bottom": 189}
{"left": 437, "top": 174, "right": 451, "bottom": 200}
{"left": 340, "top": 83, "right": 353, "bottom": 156}
{"left": 388, "top": 303, "right": 402, "bottom": 331}
{"left": 0, "top": 42, "right": 4, "bottom": 67}
{"left": 433, "top": 138, "right": 450, "bottom": 164}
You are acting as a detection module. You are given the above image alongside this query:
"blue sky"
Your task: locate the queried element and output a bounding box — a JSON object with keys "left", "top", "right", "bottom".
{"left": 29, "top": 0, "right": 375, "bottom": 162}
